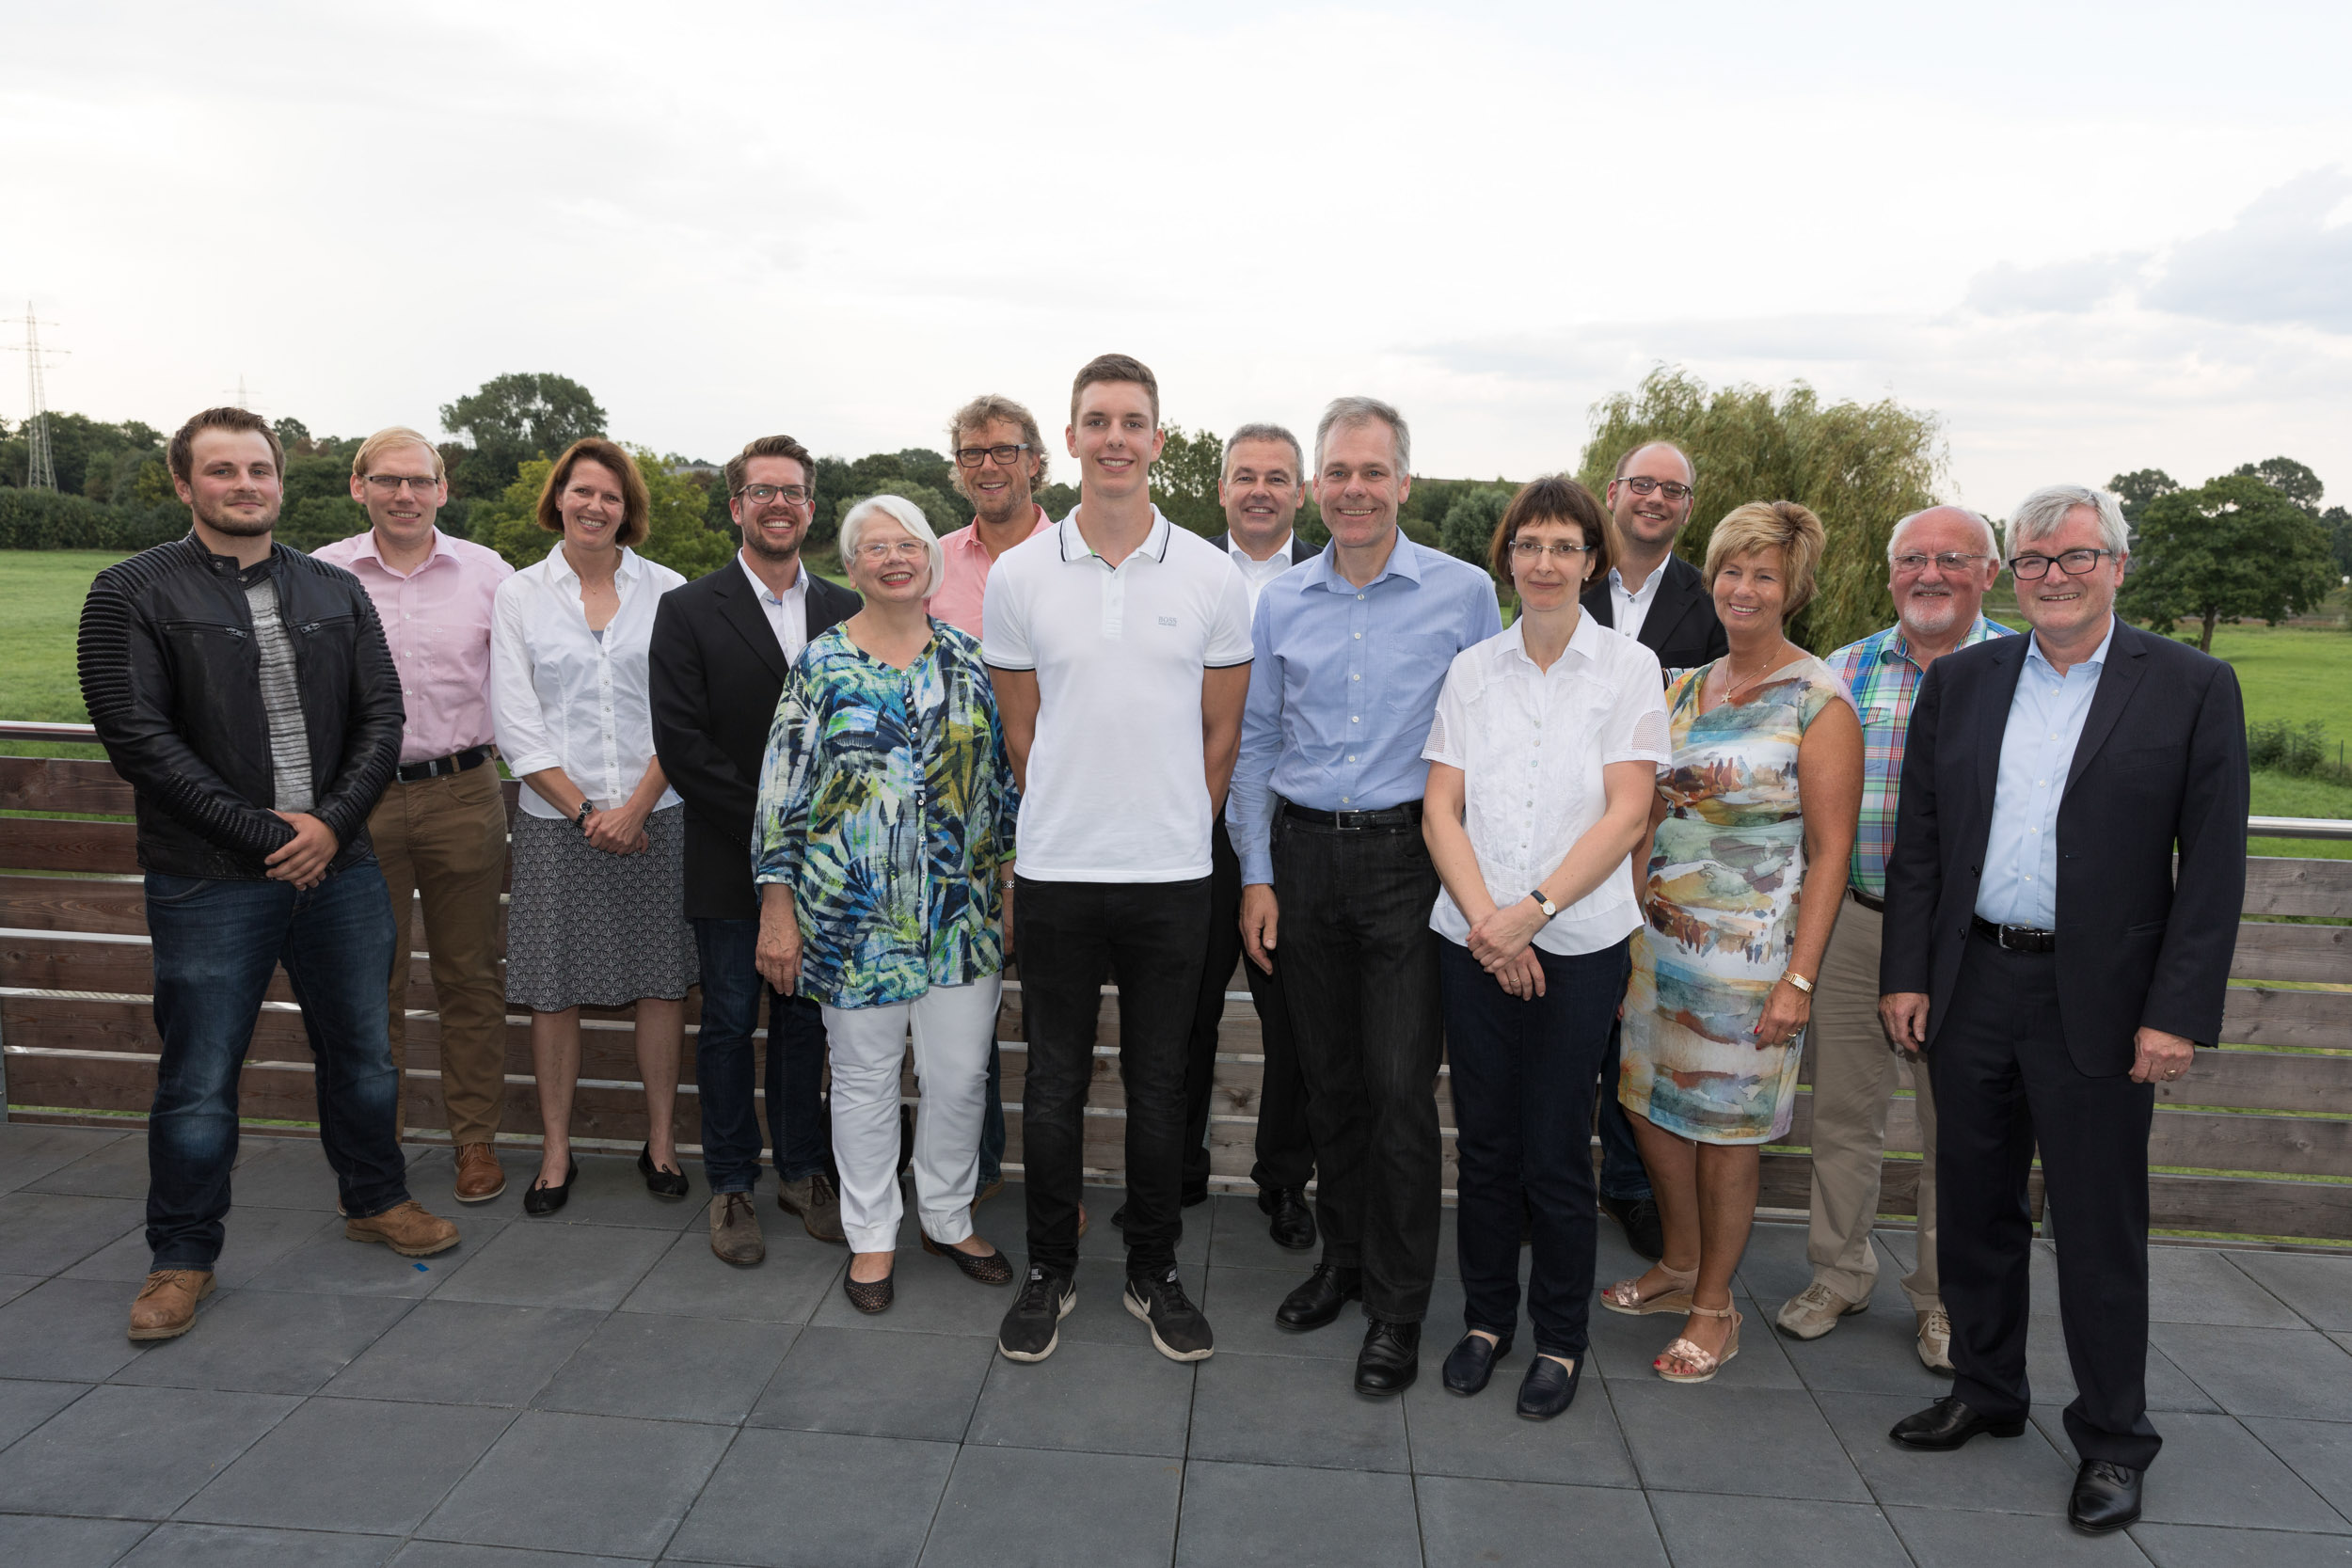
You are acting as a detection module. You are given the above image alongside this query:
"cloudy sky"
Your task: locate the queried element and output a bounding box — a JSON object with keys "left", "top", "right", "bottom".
{"left": 8, "top": 0, "right": 2352, "bottom": 512}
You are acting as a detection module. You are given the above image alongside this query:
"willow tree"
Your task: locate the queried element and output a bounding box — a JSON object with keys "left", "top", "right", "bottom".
{"left": 1575, "top": 367, "right": 1946, "bottom": 655}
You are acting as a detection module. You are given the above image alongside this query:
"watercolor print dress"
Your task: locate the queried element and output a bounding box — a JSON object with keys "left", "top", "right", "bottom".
{"left": 1618, "top": 655, "right": 1851, "bottom": 1145}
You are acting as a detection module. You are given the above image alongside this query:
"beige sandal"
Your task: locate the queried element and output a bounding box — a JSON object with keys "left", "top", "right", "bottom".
{"left": 1655, "top": 1300, "right": 1742, "bottom": 1384}
{"left": 1600, "top": 1262, "right": 1698, "bottom": 1318}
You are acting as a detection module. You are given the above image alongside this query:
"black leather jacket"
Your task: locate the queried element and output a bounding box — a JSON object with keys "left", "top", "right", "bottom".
{"left": 77, "top": 534, "right": 405, "bottom": 880}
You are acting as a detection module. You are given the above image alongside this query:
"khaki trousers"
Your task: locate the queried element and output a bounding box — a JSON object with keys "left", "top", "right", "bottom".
{"left": 1803, "top": 894, "right": 1940, "bottom": 1311}
{"left": 369, "top": 763, "right": 510, "bottom": 1147}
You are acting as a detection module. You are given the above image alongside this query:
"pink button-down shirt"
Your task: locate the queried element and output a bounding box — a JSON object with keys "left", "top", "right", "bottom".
{"left": 312, "top": 528, "right": 515, "bottom": 764}
{"left": 927, "top": 504, "right": 1056, "bottom": 637}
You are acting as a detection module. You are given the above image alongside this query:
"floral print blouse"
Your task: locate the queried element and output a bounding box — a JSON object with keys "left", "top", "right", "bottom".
{"left": 753, "top": 621, "right": 1019, "bottom": 1008}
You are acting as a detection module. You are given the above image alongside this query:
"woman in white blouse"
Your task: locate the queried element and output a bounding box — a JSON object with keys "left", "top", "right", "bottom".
{"left": 1421, "top": 476, "right": 1671, "bottom": 1420}
{"left": 489, "top": 439, "right": 696, "bottom": 1215}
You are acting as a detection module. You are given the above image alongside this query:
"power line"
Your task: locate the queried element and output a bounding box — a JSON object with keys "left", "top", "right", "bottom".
{"left": 4, "top": 304, "right": 69, "bottom": 491}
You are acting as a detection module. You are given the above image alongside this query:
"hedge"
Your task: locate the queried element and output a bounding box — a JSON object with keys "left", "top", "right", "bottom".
{"left": 0, "top": 489, "right": 191, "bottom": 551}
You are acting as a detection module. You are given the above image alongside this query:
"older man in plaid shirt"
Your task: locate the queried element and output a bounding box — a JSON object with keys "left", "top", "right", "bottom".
{"left": 1775, "top": 505, "right": 2013, "bottom": 1371}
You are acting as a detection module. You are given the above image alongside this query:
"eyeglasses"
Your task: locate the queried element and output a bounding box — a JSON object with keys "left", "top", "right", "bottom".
{"left": 1892, "top": 551, "right": 1992, "bottom": 575}
{"left": 737, "top": 483, "right": 812, "bottom": 506}
{"left": 362, "top": 474, "right": 439, "bottom": 494}
{"left": 2009, "top": 547, "right": 2114, "bottom": 580}
{"left": 1510, "top": 539, "right": 1595, "bottom": 562}
{"left": 1617, "top": 476, "right": 1693, "bottom": 500}
{"left": 954, "top": 442, "right": 1032, "bottom": 468}
{"left": 854, "top": 541, "right": 929, "bottom": 562}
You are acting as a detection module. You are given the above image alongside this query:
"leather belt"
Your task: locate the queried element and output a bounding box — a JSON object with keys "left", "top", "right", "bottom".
{"left": 1849, "top": 887, "right": 1886, "bottom": 914}
{"left": 396, "top": 745, "right": 494, "bottom": 784}
{"left": 1970, "top": 914, "right": 2055, "bottom": 954}
{"left": 1279, "top": 798, "right": 1423, "bottom": 831}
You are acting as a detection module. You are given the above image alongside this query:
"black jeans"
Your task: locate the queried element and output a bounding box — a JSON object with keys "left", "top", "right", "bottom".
{"left": 1188, "top": 819, "right": 1315, "bottom": 1197}
{"left": 1441, "top": 936, "right": 1627, "bottom": 1358}
{"left": 692, "top": 919, "right": 834, "bottom": 1193}
{"left": 1272, "top": 814, "right": 1444, "bottom": 1323}
{"left": 1932, "top": 931, "right": 2161, "bottom": 1471}
{"left": 1595, "top": 1019, "right": 1653, "bottom": 1202}
{"left": 1016, "top": 876, "right": 1210, "bottom": 1275}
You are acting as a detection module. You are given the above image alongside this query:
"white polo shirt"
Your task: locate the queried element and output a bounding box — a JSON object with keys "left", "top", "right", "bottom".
{"left": 982, "top": 508, "right": 1254, "bottom": 882}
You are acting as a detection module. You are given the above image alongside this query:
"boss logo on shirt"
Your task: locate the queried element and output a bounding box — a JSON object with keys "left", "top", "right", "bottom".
{"left": 1157, "top": 615, "right": 1178, "bottom": 627}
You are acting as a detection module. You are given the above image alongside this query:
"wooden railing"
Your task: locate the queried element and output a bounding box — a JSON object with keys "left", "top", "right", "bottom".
{"left": 3, "top": 734, "right": 2348, "bottom": 1243}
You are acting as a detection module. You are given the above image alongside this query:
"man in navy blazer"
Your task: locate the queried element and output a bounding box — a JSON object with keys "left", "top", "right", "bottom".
{"left": 1878, "top": 484, "right": 2248, "bottom": 1534}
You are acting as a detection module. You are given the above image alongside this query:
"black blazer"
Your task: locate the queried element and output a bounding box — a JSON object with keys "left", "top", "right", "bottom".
{"left": 1879, "top": 619, "right": 2249, "bottom": 1075}
{"left": 1579, "top": 553, "right": 1727, "bottom": 674}
{"left": 1212, "top": 531, "right": 1319, "bottom": 568}
{"left": 650, "top": 560, "right": 860, "bottom": 920}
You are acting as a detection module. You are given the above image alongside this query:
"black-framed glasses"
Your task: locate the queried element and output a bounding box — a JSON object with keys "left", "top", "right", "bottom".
{"left": 1509, "top": 538, "right": 1595, "bottom": 562}
{"left": 1892, "top": 551, "right": 1992, "bottom": 575}
{"left": 2009, "top": 547, "right": 2113, "bottom": 579}
{"left": 954, "top": 442, "right": 1032, "bottom": 468}
{"left": 737, "top": 483, "right": 813, "bottom": 506}
{"left": 362, "top": 473, "right": 439, "bottom": 494}
{"left": 1618, "top": 476, "right": 1693, "bottom": 500}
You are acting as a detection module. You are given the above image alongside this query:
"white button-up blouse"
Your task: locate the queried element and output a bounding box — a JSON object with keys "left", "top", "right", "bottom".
{"left": 490, "top": 544, "right": 687, "bottom": 818}
{"left": 1422, "top": 611, "right": 1672, "bottom": 957}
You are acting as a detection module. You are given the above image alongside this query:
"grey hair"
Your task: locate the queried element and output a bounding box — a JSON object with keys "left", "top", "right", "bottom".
{"left": 2007, "top": 484, "right": 2129, "bottom": 559}
{"left": 1221, "top": 422, "right": 1306, "bottom": 482}
{"left": 1314, "top": 396, "right": 1410, "bottom": 474}
{"left": 837, "top": 494, "right": 947, "bottom": 598}
{"left": 1886, "top": 505, "right": 1999, "bottom": 562}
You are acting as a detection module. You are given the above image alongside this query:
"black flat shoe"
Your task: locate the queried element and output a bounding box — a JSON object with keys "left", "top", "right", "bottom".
{"left": 922, "top": 1233, "right": 1015, "bottom": 1286}
{"left": 2069, "top": 1459, "right": 2143, "bottom": 1534}
{"left": 1442, "top": 1331, "right": 1512, "bottom": 1396}
{"left": 1888, "top": 1394, "right": 2026, "bottom": 1450}
{"left": 638, "top": 1145, "right": 690, "bottom": 1200}
{"left": 1258, "top": 1186, "right": 1316, "bottom": 1251}
{"left": 1354, "top": 1318, "right": 1421, "bottom": 1396}
{"left": 844, "top": 1264, "right": 896, "bottom": 1314}
{"left": 1276, "top": 1261, "right": 1362, "bottom": 1331}
{"left": 522, "top": 1159, "right": 579, "bottom": 1217}
{"left": 1516, "top": 1354, "right": 1582, "bottom": 1419}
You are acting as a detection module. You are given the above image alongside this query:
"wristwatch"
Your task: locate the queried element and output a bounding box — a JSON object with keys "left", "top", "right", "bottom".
{"left": 573, "top": 800, "right": 594, "bottom": 831}
{"left": 1784, "top": 971, "right": 1816, "bottom": 994}
{"left": 1528, "top": 891, "right": 1558, "bottom": 922}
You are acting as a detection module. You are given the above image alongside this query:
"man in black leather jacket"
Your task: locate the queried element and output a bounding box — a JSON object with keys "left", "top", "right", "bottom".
{"left": 77, "top": 406, "right": 461, "bottom": 1343}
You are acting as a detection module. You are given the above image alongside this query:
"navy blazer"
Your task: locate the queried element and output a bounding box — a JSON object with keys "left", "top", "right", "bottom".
{"left": 1579, "top": 553, "right": 1728, "bottom": 675}
{"left": 1878, "top": 618, "right": 2249, "bottom": 1075}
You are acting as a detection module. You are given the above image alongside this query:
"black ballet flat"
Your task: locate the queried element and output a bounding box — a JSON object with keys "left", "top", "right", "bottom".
{"left": 523, "top": 1158, "right": 579, "bottom": 1217}
{"left": 638, "top": 1144, "right": 691, "bottom": 1200}
{"left": 923, "top": 1233, "right": 1015, "bottom": 1286}
{"left": 1517, "top": 1354, "right": 1584, "bottom": 1420}
{"left": 844, "top": 1264, "right": 896, "bottom": 1314}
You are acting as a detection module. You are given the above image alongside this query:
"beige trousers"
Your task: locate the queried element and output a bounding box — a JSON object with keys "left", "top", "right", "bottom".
{"left": 370, "top": 763, "right": 511, "bottom": 1147}
{"left": 1803, "top": 894, "right": 1940, "bottom": 1311}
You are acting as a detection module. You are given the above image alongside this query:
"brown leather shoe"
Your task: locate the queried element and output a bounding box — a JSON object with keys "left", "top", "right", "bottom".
{"left": 346, "top": 1199, "right": 460, "bottom": 1257}
{"left": 453, "top": 1143, "right": 507, "bottom": 1204}
{"left": 777, "top": 1173, "right": 847, "bottom": 1243}
{"left": 128, "top": 1269, "right": 215, "bottom": 1341}
{"left": 709, "top": 1192, "right": 766, "bottom": 1267}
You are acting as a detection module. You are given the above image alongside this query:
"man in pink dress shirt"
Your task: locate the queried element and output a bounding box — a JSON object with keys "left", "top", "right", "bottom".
{"left": 314, "top": 427, "right": 516, "bottom": 1203}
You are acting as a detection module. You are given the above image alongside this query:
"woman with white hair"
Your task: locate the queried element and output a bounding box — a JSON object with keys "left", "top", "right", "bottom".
{"left": 752, "top": 495, "right": 1020, "bottom": 1312}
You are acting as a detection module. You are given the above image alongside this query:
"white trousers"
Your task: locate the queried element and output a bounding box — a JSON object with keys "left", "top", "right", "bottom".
{"left": 820, "top": 976, "right": 1003, "bottom": 1254}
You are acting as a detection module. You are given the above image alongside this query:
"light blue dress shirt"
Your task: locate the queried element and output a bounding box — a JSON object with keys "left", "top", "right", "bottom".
{"left": 1975, "top": 618, "right": 2116, "bottom": 929}
{"left": 1227, "top": 533, "right": 1502, "bottom": 885}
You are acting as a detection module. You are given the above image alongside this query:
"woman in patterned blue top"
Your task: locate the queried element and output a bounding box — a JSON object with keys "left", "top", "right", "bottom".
{"left": 754, "top": 496, "right": 1021, "bottom": 1314}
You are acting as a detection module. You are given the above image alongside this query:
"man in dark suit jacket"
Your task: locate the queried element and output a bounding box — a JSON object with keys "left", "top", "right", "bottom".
{"left": 1878, "top": 484, "right": 2248, "bottom": 1534}
{"left": 1576, "top": 440, "right": 1729, "bottom": 1260}
{"left": 651, "top": 434, "right": 861, "bottom": 1265}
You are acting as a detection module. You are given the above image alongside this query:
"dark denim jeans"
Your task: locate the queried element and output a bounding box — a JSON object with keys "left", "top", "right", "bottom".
{"left": 1596, "top": 1018, "right": 1654, "bottom": 1202}
{"left": 1015, "top": 876, "right": 1209, "bottom": 1276}
{"left": 693, "top": 918, "right": 834, "bottom": 1192}
{"left": 1441, "top": 935, "right": 1628, "bottom": 1358}
{"left": 144, "top": 862, "right": 411, "bottom": 1270}
{"left": 1191, "top": 818, "right": 1314, "bottom": 1196}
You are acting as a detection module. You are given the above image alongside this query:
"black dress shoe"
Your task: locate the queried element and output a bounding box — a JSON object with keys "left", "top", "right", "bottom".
{"left": 522, "top": 1159, "right": 579, "bottom": 1217}
{"left": 1442, "top": 1331, "right": 1512, "bottom": 1395}
{"left": 1258, "top": 1186, "right": 1316, "bottom": 1251}
{"left": 1888, "top": 1395, "right": 2026, "bottom": 1450}
{"left": 638, "top": 1145, "right": 690, "bottom": 1200}
{"left": 1516, "top": 1354, "right": 1583, "bottom": 1420}
{"left": 1355, "top": 1318, "right": 1421, "bottom": 1396}
{"left": 1181, "top": 1184, "right": 1210, "bottom": 1208}
{"left": 1597, "top": 1194, "right": 1664, "bottom": 1262}
{"left": 1276, "top": 1261, "right": 1362, "bottom": 1331}
{"left": 2069, "top": 1459, "right": 2143, "bottom": 1534}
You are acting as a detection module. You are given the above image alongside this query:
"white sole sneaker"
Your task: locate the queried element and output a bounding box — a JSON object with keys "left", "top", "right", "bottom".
{"left": 1122, "top": 1283, "right": 1216, "bottom": 1362}
{"left": 996, "top": 1283, "right": 1077, "bottom": 1363}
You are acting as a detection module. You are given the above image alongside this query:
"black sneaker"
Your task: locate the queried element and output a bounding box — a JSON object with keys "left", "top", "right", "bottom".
{"left": 1124, "top": 1266, "right": 1215, "bottom": 1362}
{"left": 997, "top": 1265, "right": 1075, "bottom": 1362}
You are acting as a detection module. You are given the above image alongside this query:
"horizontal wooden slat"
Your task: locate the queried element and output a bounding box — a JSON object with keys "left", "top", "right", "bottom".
{"left": 2233, "top": 920, "right": 2352, "bottom": 984}
{"left": 2220, "top": 985, "right": 2352, "bottom": 1050}
{"left": 2244, "top": 856, "right": 2352, "bottom": 919}
{"left": 0, "top": 874, "right": 150, "bottom": 935}
{"left": 0, "top": 757, "right": 136, "bottom": 816}
{"left": 0, "top": 819, "right": 141, "bottom": 875}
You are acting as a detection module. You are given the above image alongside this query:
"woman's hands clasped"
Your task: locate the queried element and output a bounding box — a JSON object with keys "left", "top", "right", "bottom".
{"left": 1755, "top": 976, "right": 1811, "bottom": 1049}
{"left": 1470, "top": 895, "right": 1549, "bottom": 999}
{"left": 582, "top": 800, "right": 652, "bottom": 856}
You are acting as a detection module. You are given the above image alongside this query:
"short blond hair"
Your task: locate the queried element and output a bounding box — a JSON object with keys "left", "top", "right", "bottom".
{"left": 1704, "top": 500, "right": 1826, "bottom": 618}
{"left": 350, "top": 426, "right": 446, "bottom": 483}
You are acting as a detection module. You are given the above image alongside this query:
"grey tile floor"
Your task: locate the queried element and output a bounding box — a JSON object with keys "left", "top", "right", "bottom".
{"left": 1, "top": 1122, "right": 2348, "bottom": 1566}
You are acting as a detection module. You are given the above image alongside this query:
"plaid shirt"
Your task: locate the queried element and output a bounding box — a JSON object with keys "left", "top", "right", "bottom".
{"left": 1827, "top": 614, "right": 2014, "bottom": 898}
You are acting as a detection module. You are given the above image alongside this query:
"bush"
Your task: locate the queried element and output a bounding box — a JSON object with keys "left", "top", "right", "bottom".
{"left": 2249, "top": 720, "right": 2351, "bottom": 784}
{"left": 0, "top": 488, "right": 188, "bottom": 551}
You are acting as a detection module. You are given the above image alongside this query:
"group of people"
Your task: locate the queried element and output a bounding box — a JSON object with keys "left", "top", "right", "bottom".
{"left": 76, "top": 352, "right": 2249, "bottom": 1537}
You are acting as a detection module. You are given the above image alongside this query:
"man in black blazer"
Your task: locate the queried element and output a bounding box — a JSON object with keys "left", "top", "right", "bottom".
{"left": 1878, "top": 484, "right": 2247, "bottom": 1534}
{"left": 651, "top": 434, "right": 861, "bottom": 1264}
{"left": 1577, "top": 439, "right": 1728, "bottom": 1260}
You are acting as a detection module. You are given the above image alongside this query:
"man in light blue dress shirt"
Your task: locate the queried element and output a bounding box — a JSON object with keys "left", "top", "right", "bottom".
{"left": 1229, "top": 396, "right": 1502, "bottom": 1396}
{"left": 1975, "top": 619, "right": 2114, "bottom": 928}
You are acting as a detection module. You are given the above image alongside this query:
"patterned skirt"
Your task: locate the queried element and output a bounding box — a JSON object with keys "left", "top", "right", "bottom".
{"left": 505, "top": 804, "right": 697, "bottom": 1011}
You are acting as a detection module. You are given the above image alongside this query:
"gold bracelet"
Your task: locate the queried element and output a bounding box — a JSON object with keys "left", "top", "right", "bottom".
{"left": 1784, "top": 972, "right": 1815, "bottom": 994}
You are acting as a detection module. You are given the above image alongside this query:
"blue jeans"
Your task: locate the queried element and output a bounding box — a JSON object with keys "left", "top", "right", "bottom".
{"left": 693, "top": 919, "right": 834, "bottom": 1192}
{"left": 144, "top": 862, "right": 411, "bottom": 1270}
{"left": 1596, "top": 1017, "right": 1653, "bottom": 1202}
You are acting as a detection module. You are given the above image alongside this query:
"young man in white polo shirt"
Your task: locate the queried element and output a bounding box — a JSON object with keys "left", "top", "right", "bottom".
{"left": 982, "top": 354, "right": 1254, "bottom": 1364}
